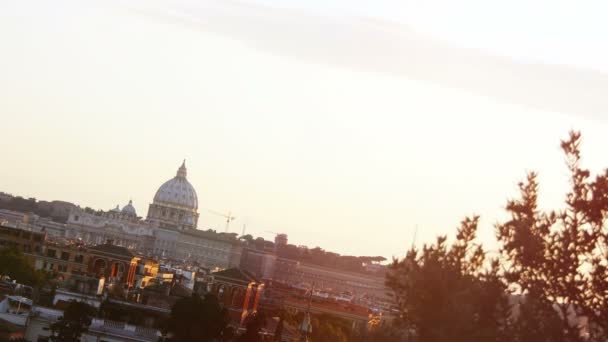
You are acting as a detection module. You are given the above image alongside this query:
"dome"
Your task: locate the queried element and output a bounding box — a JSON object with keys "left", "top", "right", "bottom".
{"left": 110, "top": 205, "right": 120, "bottom": 213}
{"left": 152, "top": 160, "right": 198, "bottom": 210}
{"left": 121, "top": 200, "right": 137, "bottom": 216}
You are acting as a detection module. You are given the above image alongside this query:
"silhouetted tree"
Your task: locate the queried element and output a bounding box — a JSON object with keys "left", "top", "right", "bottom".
{"left": 168, "top": 294, "right": 230, "bottom": 342}
{"left": 0, "top": 247, "right": 49, "bottom": 287}
{"left": 237, "top": 311, "right": 267, "bottom": 342}
{"left": 387, "top": 217, "right": 512, "bottom": 342}
{"left": 254, "top": 238, "right": 266, "bottom": 251}
{"left": 49, "top": 301, "right": 96, "bottom": 342}
{"left": 241, "top": 234, "right": 255, "bottom": 244}
{"left": 496, "top": 131, "right": 608, "bottom": 342}
{"left": 388, "top": 132, "right": 608, "bottom": 342}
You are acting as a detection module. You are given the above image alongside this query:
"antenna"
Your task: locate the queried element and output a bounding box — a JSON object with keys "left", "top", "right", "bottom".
{"left": 411, "top": 224, "right": 418, "bottom": 250}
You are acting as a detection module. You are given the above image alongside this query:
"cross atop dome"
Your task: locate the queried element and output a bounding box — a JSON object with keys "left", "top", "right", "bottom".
{"left": 176, "top": 159, "right": 187, "bottom": 179}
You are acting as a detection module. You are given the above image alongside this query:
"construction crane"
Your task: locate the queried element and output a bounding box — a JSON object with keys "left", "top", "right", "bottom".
{"left": 207, "top": 209, "right": 236, "bottom": 233}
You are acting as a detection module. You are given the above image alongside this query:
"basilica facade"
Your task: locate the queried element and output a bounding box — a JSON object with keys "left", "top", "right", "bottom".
{"left": 61, "top": 162, "right": 241, "bottom": 269}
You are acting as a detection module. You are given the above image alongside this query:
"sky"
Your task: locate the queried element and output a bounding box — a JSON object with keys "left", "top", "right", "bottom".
{"left": 1, "top": 0, "right": 607, "bottom": 259}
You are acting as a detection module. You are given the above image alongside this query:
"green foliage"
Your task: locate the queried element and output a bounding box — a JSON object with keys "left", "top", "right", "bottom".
{"left": 309, "top": 314, "right": 360, "bottom": 342}
{"left": 168, "top": 294, "right": 230, "bottom": 342}
{"left": 0, "top": 247, "right": 49, "bottom": 287}
{"left": 0, "top": 196, "right": 68, "bottom": 222}
{"left": 387, "top": 132, "right": 608, "bottom": 342}
{"left": 387, "top": 217, "right": 511, "bottom": 342}
{"left": 49, "top": 301, "right": 96, "bottom": 342}
{"left": 496, "top": 131, "right": 608, "bottom": 342}
{"left": 241, "top": 234, "right": 255, "bottom": 243}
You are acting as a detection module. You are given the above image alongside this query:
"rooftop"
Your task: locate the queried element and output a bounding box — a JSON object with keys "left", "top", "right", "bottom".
{"left": 213, "top": 268, "right": 258, "bottom": 284}
{"left": 88, "top": 241, "right": 134, "bottom": 258}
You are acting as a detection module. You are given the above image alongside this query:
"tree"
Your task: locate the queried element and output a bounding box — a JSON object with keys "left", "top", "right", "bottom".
{"left": 167, "top": 294, "right": 230, "bottom": 342}
{"left": 386, "top": 217, "right": 512, "bottom": 342}
{"left": 0, "top": 247, "right": 49, "bottom": 287}
{"left": 254, "top": 238, "right": 266, "bottom": 251}
{"left": 496, "top": 131, "right": 608, "bottom": 342}
{"left": 310, "top": 315, "right": 351, "bottom": 342}
{"left": 241, "top": 234, "right": 254, "bottom": 244}
{"left": 49, "top": 301, "right": 96, "bottom": 342}
{"left": 387, "top": 132, "right": 608, "bottom": 342}
{"left": 237, "top": 311, "right": 267, "bottom": 342}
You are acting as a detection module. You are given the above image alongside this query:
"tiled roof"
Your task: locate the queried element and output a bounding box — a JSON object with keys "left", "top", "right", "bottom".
{"left": 213, "top": 268, "right": 258, "bottom": 283}
{"left": 88, "top": 243, "right": 134, "bottom": 258}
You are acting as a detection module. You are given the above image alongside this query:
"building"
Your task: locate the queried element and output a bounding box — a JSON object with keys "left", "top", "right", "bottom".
{"left": 0, "top": 296, "right": 29, "bottom": 341}
{"left": 57, "top": 161, "right": 242, "bottom": 270}
{"left": 0, "top": 210, "right": 37, "bottom": 228}
{"left": 0, "top": 224, "right": 45, "bottom": 255}
{"left": 273, "top": 260, "right": 387, "bottom": 299}
{"left": 33, "top": 242, "right": 88, "bottom": 277}
{"left": 274, "top": 234, "right": 288, "bottom": 247}
{"left": 208, "top": 268, "right": 265, "bottom": 325}
{"left": 65, "top": 205, "right": 154, "bottom": 252}
{"left": 132, "top": 257, "right": 159, "bottom": 289}
{"left": 24, "top": 305, "right": 63, "bottom": 342}
{"left": 240, "top": 248, "right": 277, "bottom": 279}
{"left": 24, "top": 300, "right": 164, "bottom": 342}
{"left": 87, "top": 240, "right": 138, "bottom": 288}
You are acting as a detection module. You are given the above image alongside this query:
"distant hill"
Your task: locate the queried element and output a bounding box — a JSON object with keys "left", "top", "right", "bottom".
{"left": 0, "top": 193, "right": 76, "bottom": 223}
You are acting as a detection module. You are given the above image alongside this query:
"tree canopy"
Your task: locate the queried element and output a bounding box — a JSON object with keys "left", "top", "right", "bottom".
{"left": 49, "top": 301, "right": 96, "bottom": 342}
{"left": 386, "top": 132, "right": 608, "bottom": 342}
{"left": 0, "top": 247, "right": 49, "bottom": 287}
{"left": 168, "top": 294, "right": 230, "bottom": 342}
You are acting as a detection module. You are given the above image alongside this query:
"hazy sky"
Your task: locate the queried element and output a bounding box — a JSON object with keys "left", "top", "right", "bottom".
{"left": 1, "top": 0, "right": 607, "bottom": 259}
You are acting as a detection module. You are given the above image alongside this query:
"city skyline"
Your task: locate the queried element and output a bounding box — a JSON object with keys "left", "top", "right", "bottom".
{"left": 2, "top": 0, "right": 608, "bottom": 259}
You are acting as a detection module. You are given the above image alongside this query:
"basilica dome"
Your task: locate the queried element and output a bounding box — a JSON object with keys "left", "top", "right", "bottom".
{"left": 152, "top": 161, "right": 198, "bottom": 210}
{"left": 121, "top": 200, "right": 137, "bottom": 216}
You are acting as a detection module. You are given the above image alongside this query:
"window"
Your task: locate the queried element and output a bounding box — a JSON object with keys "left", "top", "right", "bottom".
{"left": 61, "top": 252, "right": 70, "bottom": 261}
{"left": 74, "top": 254, "right": 84, "bottom": 263}
{"left": 58, "top": 264, "right": 68, "bottom": 272}
{"left": 74, "top": 215, "right": 79, "bottom": 221}
{"left": 47, "top": 249, "right": 56, "bottom": 258}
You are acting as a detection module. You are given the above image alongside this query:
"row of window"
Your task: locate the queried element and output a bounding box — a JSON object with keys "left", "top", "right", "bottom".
{"left": 0, "top": 229, "right": 42, "bottom": 241}
{"left": 45, "top": 249, "right": 85, "bottom": 263}
{"left": 41, "top": 262, "right": 71, "bottom": 273}
{"left": 0, "top": 240, "right": 41, "bottom": 253}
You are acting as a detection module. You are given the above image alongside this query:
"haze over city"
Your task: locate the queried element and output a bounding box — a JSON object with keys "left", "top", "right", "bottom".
{"left": 2, "top": 0, "right": 608, "bottom": 259}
